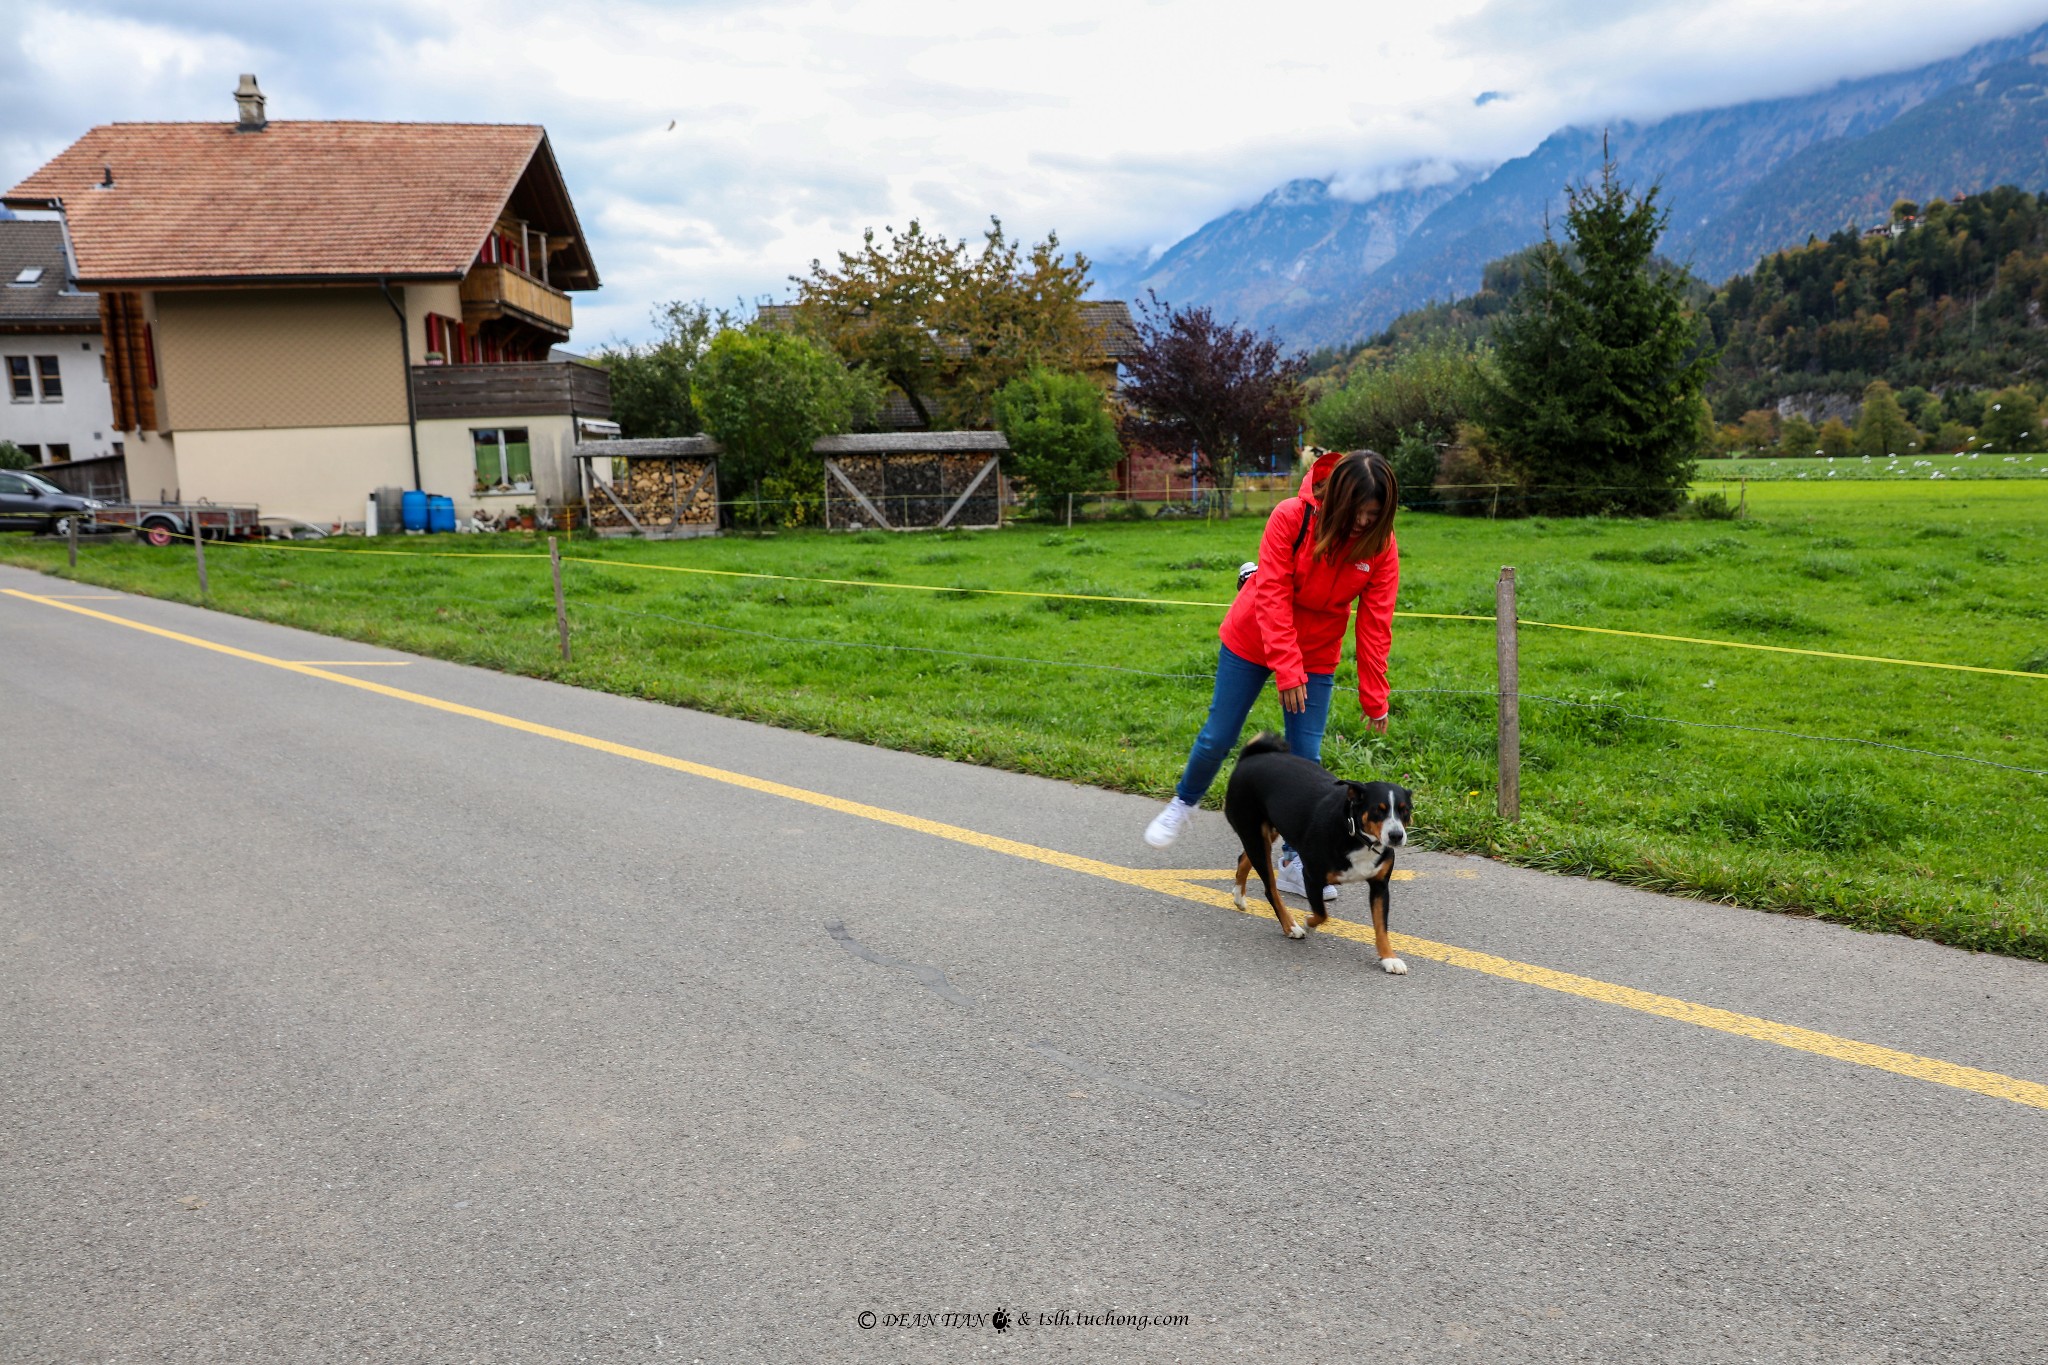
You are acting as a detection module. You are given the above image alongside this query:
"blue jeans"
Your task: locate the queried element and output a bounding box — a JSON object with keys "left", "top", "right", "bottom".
{"left": 1175, "top": 645, "right": 1335, "bottom": 807}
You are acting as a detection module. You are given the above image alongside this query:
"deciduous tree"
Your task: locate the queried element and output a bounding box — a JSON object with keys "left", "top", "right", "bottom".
{"left": 1776, "top": 414, "right": 1817, "bottom": 458}
{"left": 1853, "top": 380, "right": 1914, "bottom": 457}
{"left": 992, "top": 369, "right": 1123, "bottom": 512}
{"left": 594, "top": 300, "right": 727, "bottom": 438}
{"left": 1119, "top": 293, "right": 1305, "bottom": 507}
{"left": 793, "top": 219, "right": 1098, "bottom": 430}
{"left": 1979, "top": 386, "right": 2041, "bottom": 452}
{"left": 691, "top": 329, "right": 882, "bottom": 526}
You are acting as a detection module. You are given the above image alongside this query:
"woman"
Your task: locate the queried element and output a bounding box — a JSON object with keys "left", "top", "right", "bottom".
{"left": 1144, "top": 448, "right": 1400, "bottom": 901}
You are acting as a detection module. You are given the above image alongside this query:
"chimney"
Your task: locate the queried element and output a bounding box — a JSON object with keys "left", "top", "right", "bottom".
{"left": 234, "top": 74, "right": 267, "bottom": 132}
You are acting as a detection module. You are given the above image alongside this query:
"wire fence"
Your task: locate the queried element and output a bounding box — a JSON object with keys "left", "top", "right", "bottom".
{"left": 31, "top": 523, "right": 2048, "bottom": 788}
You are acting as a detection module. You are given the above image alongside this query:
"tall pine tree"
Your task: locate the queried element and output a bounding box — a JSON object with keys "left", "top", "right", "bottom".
{"left": 1482, "top": 156, "right": 1717, "bottom": 515}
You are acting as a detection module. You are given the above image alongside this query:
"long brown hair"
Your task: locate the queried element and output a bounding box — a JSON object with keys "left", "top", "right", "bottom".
{"left": 1310, "top": 450, "right": 1398, "bottom": 563}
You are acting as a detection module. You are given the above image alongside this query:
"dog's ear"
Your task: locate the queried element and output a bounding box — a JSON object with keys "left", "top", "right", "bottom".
{"left": 1342, "top": 780, "right": 1372, "bottom": 803}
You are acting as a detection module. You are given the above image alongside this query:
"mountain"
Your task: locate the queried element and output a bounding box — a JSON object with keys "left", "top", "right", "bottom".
{"left": 1090, "top": 168, "right": 1486, "bottom": 331}
{"left": 1103, "top": 22, "right": 2048, "bottom": 350}
{"left": 1684, "top": 55, "right": 2048, "bottom": 283}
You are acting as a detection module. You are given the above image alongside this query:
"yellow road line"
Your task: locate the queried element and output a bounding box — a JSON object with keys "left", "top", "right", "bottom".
{"left": 1157, "top": 867, "right": 1426, "bottom": 881}
{"left": 9, "top": 584, "right": 2046, "bottom": 1114}
{"left": 284, "top": 660, "right": 411, "bottom": 666}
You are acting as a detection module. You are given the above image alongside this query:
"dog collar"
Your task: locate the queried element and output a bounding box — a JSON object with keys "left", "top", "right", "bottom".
{"left": 1349, "top": 816, "right": 1387, "bottom": 857}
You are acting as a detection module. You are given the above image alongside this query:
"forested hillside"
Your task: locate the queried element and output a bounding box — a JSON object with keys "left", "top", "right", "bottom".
{"left": 1704, "top": 185, "right": 2048, "bottom": 416}
{"left": 1309, "top": 185, "right": 2048, "bottom": 429}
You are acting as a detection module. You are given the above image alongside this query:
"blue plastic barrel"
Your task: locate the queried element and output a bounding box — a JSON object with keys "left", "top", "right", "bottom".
{"left": 427, "top": 496, "right": 456, "bottom": 534}
{"left": 401, "top": 489, "right": 428, "bottom": 532}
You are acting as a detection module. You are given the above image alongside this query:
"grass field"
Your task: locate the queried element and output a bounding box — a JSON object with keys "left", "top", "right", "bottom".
{"left": 6, "top": 478, "right": 2044, "bottom": 959}
{"left": 1697, "top": 451, "right": 2046, "bottom": 481}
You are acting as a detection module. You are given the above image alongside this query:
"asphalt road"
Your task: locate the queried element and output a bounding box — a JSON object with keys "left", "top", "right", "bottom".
{"left": 2, "top": 561, "right": 2044, "bottom": 1364}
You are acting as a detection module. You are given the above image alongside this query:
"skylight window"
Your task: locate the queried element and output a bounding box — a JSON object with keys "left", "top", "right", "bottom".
{"left": 10, "top": 267, "right": 44, "bottom": 286}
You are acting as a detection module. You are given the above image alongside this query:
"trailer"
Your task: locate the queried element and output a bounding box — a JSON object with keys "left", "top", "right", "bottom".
{"left": 92, "top": 502, "right": 265, "bottom": 546}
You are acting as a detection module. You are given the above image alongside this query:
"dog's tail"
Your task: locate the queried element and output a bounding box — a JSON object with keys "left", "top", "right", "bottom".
{"left": 1240, "top": 732, "right": 1289, "bottom": 760}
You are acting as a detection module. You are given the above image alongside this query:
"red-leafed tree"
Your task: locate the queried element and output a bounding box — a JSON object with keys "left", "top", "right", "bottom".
{"left": 1118, "top": 293, "right": 1306, "bottom": 508}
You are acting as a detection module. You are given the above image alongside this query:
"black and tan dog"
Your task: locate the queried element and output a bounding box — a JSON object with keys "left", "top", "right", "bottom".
{"left": 1223, "top": 733, "right": 1414, "bottom": 974}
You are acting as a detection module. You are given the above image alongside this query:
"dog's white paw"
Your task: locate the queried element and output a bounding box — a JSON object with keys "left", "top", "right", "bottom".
{"left": 1232, "top": 887, "right": 1247, "bottom": 911}
{"left": 1380, "top": 956, "right": 1408, "bottom": 975}
{"left": 1286, "top": 922, "right": 1307, "bottom": 940}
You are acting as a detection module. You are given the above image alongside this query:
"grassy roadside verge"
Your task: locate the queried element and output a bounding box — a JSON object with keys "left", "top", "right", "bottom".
{"left": 6, "top": 478, "right": 2044, "bottom": 960}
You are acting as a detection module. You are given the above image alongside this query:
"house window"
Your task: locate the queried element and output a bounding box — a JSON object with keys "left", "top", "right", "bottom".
{"left": 424, "top": 313, "right": 465, "bottom": 364}
{"left": 10, "top": 267, "right": 43, "bottom": 286}
{"left": 472, "top": 427, "right": 533, "bottom": 493}
{"left": 16, "top": 444, "right": 39, "bottom": 460}
{"left": 36, "top": 355, "right": 62, "bottom": 401}
{"left": 47, "top": 443, "right": 69, "bottom": 462}
{"left": 6, "top": 356, "right": 29, "bottom": 401}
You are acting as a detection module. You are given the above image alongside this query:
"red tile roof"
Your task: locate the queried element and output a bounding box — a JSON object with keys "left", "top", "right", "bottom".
{"left": 5, "top": 121, "right": 594, "bottom": 288}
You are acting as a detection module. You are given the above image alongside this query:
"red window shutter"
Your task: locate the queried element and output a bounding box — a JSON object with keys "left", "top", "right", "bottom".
{"left": 143, "top": 322, "right": 159, "bottom": 388}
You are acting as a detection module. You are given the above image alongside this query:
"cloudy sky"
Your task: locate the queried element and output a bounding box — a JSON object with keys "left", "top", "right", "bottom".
{"left": 4, "top": 0, "right": 2044, "bottom": 344}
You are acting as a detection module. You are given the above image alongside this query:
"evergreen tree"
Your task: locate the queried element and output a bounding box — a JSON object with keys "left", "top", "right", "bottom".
{"left": 1480, "top": 157, "right": 1718, "bottom": 515}
{"left": 1853, "top": 380, "right": 1914, "bottom": 457}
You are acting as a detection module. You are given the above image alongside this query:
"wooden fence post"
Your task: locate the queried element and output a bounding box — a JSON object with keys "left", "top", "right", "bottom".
{"left": 549, "top": 535, "right": 571, "bottom": 663}
{"left": 1496, "top": 565, "right": 1519, "bottom": 821}
{"left": 190, "top": 509, "right": 209, "bottom": 599}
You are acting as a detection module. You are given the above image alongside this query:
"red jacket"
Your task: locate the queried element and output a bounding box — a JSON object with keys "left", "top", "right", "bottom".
{"left": 1218, "top": 451, "right": 1399, "bottom": 720}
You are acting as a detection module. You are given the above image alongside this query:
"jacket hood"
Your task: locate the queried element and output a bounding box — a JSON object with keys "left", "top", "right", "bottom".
{"left": 1297, "top": 449, "right": 1343, "bottom": 507}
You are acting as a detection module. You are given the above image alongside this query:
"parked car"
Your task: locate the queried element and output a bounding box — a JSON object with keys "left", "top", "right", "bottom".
{"left": 0, "top": 468, "right": 100, "bottom": 534}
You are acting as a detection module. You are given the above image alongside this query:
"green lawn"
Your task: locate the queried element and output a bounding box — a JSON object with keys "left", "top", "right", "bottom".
{"left": 1697, "top": 451, "right": 2047, "bottom": 481}
{"left": 6, "top": 477, "right": 2044, "bottom": 958}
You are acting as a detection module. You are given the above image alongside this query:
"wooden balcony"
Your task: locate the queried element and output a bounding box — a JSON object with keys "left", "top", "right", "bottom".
{"left": 411, "top": 360, "right": 610, "bottom": 422}
{"left": 459, "top": 262, "right": 573, "bottom": 337}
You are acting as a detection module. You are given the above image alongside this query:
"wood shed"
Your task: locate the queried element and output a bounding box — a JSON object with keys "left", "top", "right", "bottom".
{"left": 572, "top": 436, "right": 720, "bottom": 539}
{"left": 817, "top": 432, "right": 1008, "bottom": 531}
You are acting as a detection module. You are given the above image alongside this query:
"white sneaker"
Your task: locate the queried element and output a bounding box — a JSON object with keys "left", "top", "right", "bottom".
{"left": 1145, "top": 797, "right": 1196, "bottom": 848}
{"left": 1275, "top": 850, "right": 1336, "bottom": 901}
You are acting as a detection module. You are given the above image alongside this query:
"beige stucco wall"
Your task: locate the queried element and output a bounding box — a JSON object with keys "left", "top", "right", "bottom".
{"left": 152, "top": 288, "right": 407, "bottom": 432}
{"left": 121, "top": 431, "right": 180, "bottom": 503}
{"left": 404, "top": 282, "right": 464, "bottom": 361}
{"left": 172, "top": 425, "right": 413, "bottom": 525}
{"left": 417, "top": 414, "right": 577, "bottom": 515}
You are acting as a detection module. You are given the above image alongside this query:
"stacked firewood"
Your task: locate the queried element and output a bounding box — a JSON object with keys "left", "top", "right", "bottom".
{"left": 589, "top": 458, "right": 718, "bottom": 529}
{"left": 826, "top": 454, "right": 999, "bottom": 529}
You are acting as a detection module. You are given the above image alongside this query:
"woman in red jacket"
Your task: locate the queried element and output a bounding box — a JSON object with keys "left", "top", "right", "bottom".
{"left": 1144, "top": 449, "right": 1399, "bottom": 899}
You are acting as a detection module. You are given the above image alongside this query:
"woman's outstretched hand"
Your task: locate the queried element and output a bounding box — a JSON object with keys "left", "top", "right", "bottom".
{"left": 1364, "top": 713, "right": 1389, "bottom": 735}
{"left": 1279, "top": 685, "right": 1307, "bottom": 714}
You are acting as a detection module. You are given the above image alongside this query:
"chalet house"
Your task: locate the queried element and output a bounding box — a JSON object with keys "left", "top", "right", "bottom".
{"left": 0, "top": 219, "right": 118, "bottom": 466}
{"left": 2, "top": 77, "right": 609, "bottom": 524}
